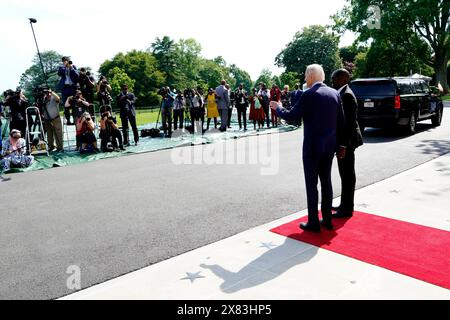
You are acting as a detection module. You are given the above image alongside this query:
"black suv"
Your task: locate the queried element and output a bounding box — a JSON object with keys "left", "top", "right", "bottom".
{"left": 350, "top": 77, "right": 444, "bottom": 134}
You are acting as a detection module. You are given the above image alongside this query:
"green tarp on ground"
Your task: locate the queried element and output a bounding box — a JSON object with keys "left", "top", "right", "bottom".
{"left": 0, "top": 119, "right": 299, "bottom": 174}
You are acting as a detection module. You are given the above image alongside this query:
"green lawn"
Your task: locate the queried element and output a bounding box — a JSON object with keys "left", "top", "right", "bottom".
{"left": 116, "top": 109, "right": 161, "bottom": 127}
{"left": 442, "top": 95, "right": 450, "bottom": 101}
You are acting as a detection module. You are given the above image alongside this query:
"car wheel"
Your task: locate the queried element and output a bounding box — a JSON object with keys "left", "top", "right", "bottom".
{"left": 406, "top": 112, "right": 417, "bottom": 135}
{"left": 431, "top": 104, "right": 443, "bottom": 127}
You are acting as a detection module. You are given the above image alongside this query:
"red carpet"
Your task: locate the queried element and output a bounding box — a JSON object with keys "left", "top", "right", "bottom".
{"left": 270, "top": 212, "right": 450, "bottom": 290}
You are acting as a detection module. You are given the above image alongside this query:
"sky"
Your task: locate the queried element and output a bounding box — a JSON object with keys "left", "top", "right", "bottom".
{"left": 0, "top": 0, "right": 356, "bottom": 91}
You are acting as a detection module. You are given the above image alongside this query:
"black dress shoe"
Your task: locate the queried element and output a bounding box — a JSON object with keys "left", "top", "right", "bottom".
{"left": 300, "top": 222, "right": 321, "bottom": 233}
{"left": 332, "top": 211, "right": 353, "bottom": 219}
{"left": 320, "top": 219, "right": 334, "bottom": 230}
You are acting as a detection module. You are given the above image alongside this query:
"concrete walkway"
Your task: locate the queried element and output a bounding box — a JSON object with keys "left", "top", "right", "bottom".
{"left": 62, "top": 153, "right": 450, "bottom": 300}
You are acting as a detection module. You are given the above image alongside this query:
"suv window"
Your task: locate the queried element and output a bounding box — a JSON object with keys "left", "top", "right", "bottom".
{"left": 421, "top": 82, "right": 430, "bottom": 94}
{"left": 397, "top": 81, "right": 413, "bottom": 94}
{"left": 350, "top": 82, "right": 396, "bottom": 96}
{"left": 414, "top": 81, "right": 424, "bottom": 94}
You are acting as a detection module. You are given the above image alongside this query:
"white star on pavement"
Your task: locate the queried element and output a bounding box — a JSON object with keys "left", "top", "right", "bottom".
{"left": 181, "top": 272, "right": 205, "bottom": 283}
{"left": 260, "top": 242, "right": 277, "bottom": 250}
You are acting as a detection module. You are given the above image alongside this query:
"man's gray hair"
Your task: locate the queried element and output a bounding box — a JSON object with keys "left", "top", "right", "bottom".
{"left": 305, "top": 64, "right": 325, "bottom": 82}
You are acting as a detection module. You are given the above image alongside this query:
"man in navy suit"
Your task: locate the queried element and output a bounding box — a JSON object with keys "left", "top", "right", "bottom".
{"left": 58, "top": 56, "right": 79, "bottom": 125}
{"left": 270, "top": 64, "right": 345, "bottom": 232}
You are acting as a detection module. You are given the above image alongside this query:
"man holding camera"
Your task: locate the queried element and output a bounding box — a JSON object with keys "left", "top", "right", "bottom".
{"left": 99, "top": 106, "right": 124, "bottom": 152}
{"left": 117, "top": 84, "right": 139, "bottom": 146}
{"left": 76, "top": 112, "right": 98, "bottom": 153}
{"left": 173, "top": 90, "right": 185, "bottom": 130}
{"left": 161, "top": 87, "right": 175, "bottom": 138}
{"left": 97, "top": 76, "right": 113, "bottom": 107}
{"left": 58, "top": 57, "right": 79, "bottom": 125}
{"left": 234, "top": 83, "right": 248, "bottom": 131}
{"left": 41, "top": 88, "right": 64, "bottom": 152}
{"left": 3, "top": 89, "right": 30, "bottom": 137}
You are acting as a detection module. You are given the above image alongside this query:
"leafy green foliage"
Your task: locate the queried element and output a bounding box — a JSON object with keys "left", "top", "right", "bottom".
{"left": 275, "top": 25, "right": 343, "bottom": 83}
{"left": 19, "top": 50, "right": 62, "bottom": 99}
{"left": 334, "top": 0, "right": 450, "bottom": 92}
{"left": 99, "top": 50, "right": 165, "bottom": 106}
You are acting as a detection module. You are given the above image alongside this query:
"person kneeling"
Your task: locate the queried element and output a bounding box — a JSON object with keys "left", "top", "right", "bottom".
{"left": 1, "top": 129, "right": 34, "bottom": 170}
{"left": 100, "top": 109, "right": 124, "bottom": 152}
{"left": 76, "top": 112, "right": 98, "bottom": 153}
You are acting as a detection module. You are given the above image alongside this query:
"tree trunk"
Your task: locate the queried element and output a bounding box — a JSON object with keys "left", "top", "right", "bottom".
{"left": 435, "top": 53, "right": 449, "bottom": 94}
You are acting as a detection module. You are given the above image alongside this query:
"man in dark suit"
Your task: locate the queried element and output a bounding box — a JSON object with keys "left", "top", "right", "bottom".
{"left": 117, "top": 84, "right": 139, "bottom": 146}
{"left": 331, "top": 69, "right": 364, "bottom": 218}
{"left": 270, "top": 64, "right": 345, "bottom": 233}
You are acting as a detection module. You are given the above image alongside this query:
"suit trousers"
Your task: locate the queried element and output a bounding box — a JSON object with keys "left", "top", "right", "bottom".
{"left": 303, "top": 151, "right": 335, "bottom": 225}
{"left": 219, "top": 108, "right": 228, "bottom": 130}
{"left": 121, "top": 111, "right": 139, "bottom": 145}
{"left": 337, "top": 148, "right": 356, "bottom": 212}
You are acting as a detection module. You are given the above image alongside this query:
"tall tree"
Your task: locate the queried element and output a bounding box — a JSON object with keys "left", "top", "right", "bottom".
{"left": 99, "top": 50, "right": 165, "bottom": 107}
{"left": 150, "top": 36, "right": 179, "bottom": 88}
{"left": 229, "top": 64, "right": 253, "bottom": 91}
{"left": 275, "top": 25, "right": 342, "bottom": 83}
{"left": 19, "top": 50, "right": 63, "bottom": 98}
{"left": 254, "top": 68, "right": 274, "bottom": 88}
{"left": 334, "top": 0, "right": 450, "bottom": 93}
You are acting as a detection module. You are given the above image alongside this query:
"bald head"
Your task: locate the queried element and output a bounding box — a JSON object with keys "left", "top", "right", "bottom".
{"left": 331, "top": 69, "right": 351, "bottom": 89}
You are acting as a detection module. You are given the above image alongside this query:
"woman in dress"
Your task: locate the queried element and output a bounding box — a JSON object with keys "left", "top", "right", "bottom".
{"left": 205, "top": 88, "right": 219, "bottom": 130}
{"left": 248, "top": 88, "right": 266, "bottom": 131}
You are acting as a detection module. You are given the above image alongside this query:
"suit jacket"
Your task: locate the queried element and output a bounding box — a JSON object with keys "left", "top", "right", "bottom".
{"left": 215, "top": 85, "right": 230, "bottom": 110}
{"left": 58, "top": 65, "right": 79, "bottom": 89}
{"left": 290, "top": 89, "right": 303, "bottom": 106}
{"left": 277, "top": 83, "right": 345, "bottom": 157}
{"left": 339, "top": 85, "right": 363, "bottom": 150}
{"left": 117, "top": 92, "right": 137, "bottom": 117}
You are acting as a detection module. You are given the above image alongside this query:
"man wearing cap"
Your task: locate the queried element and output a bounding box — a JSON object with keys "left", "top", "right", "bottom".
{"left": 117, "top": 84, "right": 139, "bottom": 146}
{"left": 41, "top": 88, "right": 64, "bottom": 152}
{"left": 58, "top": 57, "right": 79, "bottom": 125}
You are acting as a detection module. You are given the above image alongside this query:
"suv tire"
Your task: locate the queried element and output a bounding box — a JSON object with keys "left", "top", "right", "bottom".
{"left": 405, "top": 112, "right": 417, "bottom": 135}
{"left": 431, "top": 104, "right": 443, "bottom": 127}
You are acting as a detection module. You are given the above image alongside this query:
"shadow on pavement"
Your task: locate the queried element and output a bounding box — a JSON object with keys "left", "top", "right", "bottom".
{"left": 362, "top": 122, "right": 438, "bottom": 144}
{"left": 200, "top": 220, "right": 350, "bottom": 294}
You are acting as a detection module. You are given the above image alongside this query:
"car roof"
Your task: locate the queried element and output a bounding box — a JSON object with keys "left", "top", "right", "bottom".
{"left": 351, "top": 77, "right": 425, "bottom": 84}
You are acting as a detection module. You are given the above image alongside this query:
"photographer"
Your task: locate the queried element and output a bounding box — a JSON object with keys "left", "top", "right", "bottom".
{"left": 58, "top": 57, "right": 79, "bottom": 125}
{"left": 97, "top": 76, "right": 113, "bottom": 107}
{"left": 117, "top": 84, "right": 139, "bottom": 146}
{"left": 173, "top": 90, "right": 185, "bottom": 130}
{"left": 41, "top": 88, "right": 64, "bottom": 152}
{"left": 1, "top": 129, "right": 34, "bottom": 170}
{"left": 234, "top": 83, "right": 248, "bottom": 131}
{"left": 161, "top": 87, "right": 175, "bottom": 138}
{"left": 76, "top": 112, "right": 98, "bottom": 153}
{"left": 65, "top": 90, "right": 90, "bottom": 126}
{"left": 79, "top": 68, "right": 96, "bottom": 116}
{"left": 99, "top": 106, "right": 124, "bottom": 152}
{"left": 3, "top": 88, "right": 29, "bottom": 137}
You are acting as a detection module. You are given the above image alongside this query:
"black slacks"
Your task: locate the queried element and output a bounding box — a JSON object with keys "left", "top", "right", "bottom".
{"left": 303, "top": 151, "right": 335, "bottom": 225}
{"left": 121, "top": 111, "right": 139, "bottom": 144}
{"left": 337, "top": 148, "right": 356, "bottom": 212}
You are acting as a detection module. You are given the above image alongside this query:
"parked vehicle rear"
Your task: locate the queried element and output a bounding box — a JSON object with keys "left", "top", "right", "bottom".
{"left": 350, "top": 77, "right": 443, "bottom": 135}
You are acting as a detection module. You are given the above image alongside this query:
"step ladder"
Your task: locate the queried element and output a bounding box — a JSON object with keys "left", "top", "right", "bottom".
{"left": 25, "top": 106, "right": 49, "bottom": 156}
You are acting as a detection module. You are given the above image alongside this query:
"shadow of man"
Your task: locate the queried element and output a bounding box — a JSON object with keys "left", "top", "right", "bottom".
{"left": 201, "top": 218, "right": 349, "bottom": 294}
